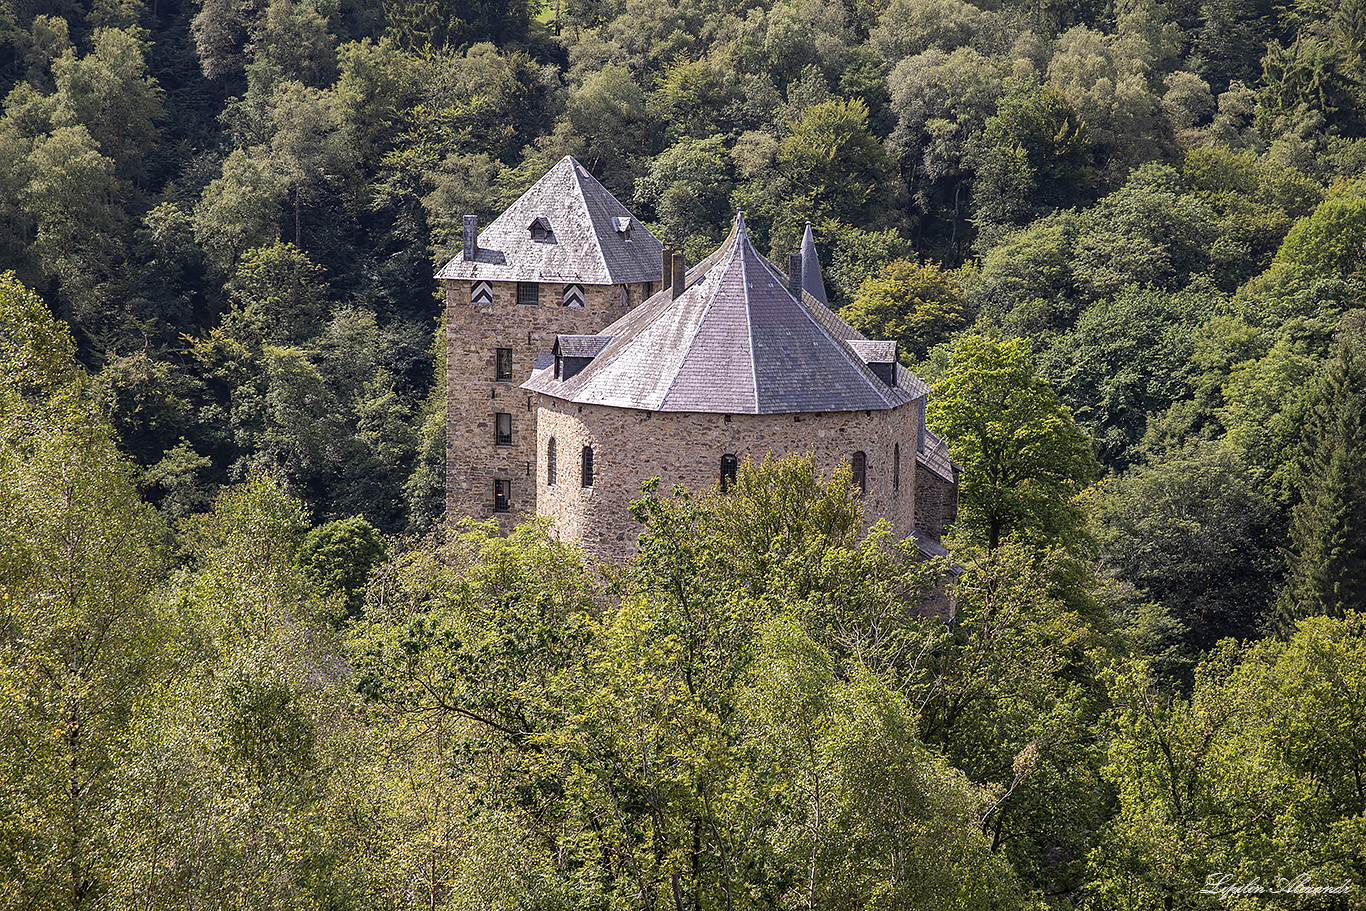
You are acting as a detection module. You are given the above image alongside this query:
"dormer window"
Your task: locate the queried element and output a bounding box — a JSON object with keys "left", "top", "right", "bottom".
{"left": 614, "top": 216, "right": 632, "bottom": 241}
{"left": 528, "top": 217, "right": 551, "bottom": 242}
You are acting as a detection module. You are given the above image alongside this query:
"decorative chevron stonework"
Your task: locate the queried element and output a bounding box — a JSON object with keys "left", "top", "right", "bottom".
{"left": 471, "top": 281, "right": 492, "bottom": 307}
{"left": 562, "top": 283, "right": 585, "bottom": 308}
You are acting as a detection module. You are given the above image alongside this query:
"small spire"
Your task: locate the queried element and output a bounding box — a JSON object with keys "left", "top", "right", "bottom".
{"left": 733, "top": 210, "right": 747, "bottom": 237}
{"left": 800, "top": 222, "right": 829, "bottom": 307}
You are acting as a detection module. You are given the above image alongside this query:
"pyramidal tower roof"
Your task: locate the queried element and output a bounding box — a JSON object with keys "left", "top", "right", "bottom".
{"left": 435, "top": 156, "right": 662, "bottom": 285}
{"left": 523, "top": 213, "right": 926, "bottom": 414}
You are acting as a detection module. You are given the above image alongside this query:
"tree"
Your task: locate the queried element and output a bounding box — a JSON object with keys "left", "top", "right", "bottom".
{"left": 49, "top": 26, "right": 165, "bottom": 185}
{"left": 928, "top": 335, "right": 1098, "bottom": 550}
{"left": 777, "top": 97, "right": 891, "bottom": 236}
{"left": 632, "top": 134, "right": 734, "bottom": 254}
{"left": 912, "top": 542, "right": 1117, "bottom": 898}
{"left": 1040, "top": 286, "right": 1216, "bottom": 471}
{"left": 1085, "top": 440, "right": 1281, "bottom": 669}
{"left": 20, "top": 124, "right": 127, "bottom": 323}
{"left": 0, "top": 277, "right": 168, "bottom": 909}
{"left": 971, "top": 77, "right": 1090, "bottom": 246}
{"left": 741, "top": 617, "right": 1034, "bottom": 911}
{"left": 296, "top": 515, "right": 387, "bottom": 619}
{"left": 1275, "top": 341, "right": 1366, "bottom": 626}
{"left": 886, "top": 46, "right": 1002, "bottom": 257}
{"left": 382, "top": 0, "right": 537, "bottom": 51}
{"left": 868, "top": 0, "right": 981, "bottom": 65}
{"left": 839, "top": 258, "right": 970, "bottom": 361}
{"left": 224, "top": 239, "right": 330, "bottom": 345}
{"left": 194, "top": 147, "right": 286, "bottom": 273}
{"left": 1094, "top": 616, "right": 1366, "bottom": 907}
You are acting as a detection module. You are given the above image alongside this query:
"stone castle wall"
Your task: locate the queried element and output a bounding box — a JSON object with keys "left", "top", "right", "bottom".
{"left": 533, "top": 397, "right": 924, "bottom": 558}
{"left": 444, "top": 278, "right": 653, "bottom": 527}
{"left": 913, "top": 467, "right": 959, "bottom": 541}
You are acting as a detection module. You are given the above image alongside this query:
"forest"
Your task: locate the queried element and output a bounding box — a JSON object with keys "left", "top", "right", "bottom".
{"left": 1, "top": 0, "right": 1365, "bottom": 907}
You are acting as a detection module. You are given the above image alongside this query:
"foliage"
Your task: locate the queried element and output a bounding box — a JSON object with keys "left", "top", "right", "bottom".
{"left": 1085, "top": 441, "right": 1281, "bottom": 672}
{"left": 1093, "top": 617, "right": 1366, "bottom": 909}
{"left": 929, "top": 335, "right": 1099, "bottom": 550}
{"left": 1040, "top": 287, "right": 1217, "bottom": 471}
{"left": 296, "top": 515, "right": 388, "bottom": 619}
{"left": 1275, "top": 341, "right": 1366, "bottom": 626}
{"left": 840, "top": 257, "right": 971, "bottom": 361}
{"left": 2, "top": 3, "right": 1365, "bottom": 904}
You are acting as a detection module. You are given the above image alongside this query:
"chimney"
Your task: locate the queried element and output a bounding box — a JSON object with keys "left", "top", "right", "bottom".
{"left": 463, "top": 215, "right": 477, "bottom": 261}
{"left": 787, "top": 253, "right": 803, "bottom": 297}
{"left": 671, "top": 251, "right": 687, "bottom": 299}
{"left": 661, "top": 246, "right": 674, "bottom": 291}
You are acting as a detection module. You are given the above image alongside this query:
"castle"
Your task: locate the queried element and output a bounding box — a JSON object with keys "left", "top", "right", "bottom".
{"left": 439, "top": 156, "right": 959, "bottom": 559}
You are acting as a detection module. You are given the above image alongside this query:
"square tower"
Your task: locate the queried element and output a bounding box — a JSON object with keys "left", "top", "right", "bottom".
{"left": 435, "top": 156, "right": 663, "bottom": 525}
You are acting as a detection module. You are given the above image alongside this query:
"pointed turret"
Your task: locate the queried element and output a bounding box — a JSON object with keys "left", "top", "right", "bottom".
{"left": 800, "top": 222, "right": 829, "bottom": 306}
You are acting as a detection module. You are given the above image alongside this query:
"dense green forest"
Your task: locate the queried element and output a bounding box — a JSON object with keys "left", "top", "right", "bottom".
{"left": 2, "top": 0, "right": 1366, "bottom": 906}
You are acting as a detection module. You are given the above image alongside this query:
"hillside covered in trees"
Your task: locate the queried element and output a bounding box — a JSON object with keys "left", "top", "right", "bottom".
{"left": 2, "top": 0, "right": 1366, "bottom": 907}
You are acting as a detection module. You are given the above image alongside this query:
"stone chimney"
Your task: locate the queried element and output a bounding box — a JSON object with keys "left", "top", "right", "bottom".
{"left": 787, "top": 253, "right": 803, "bottom": 297}
{"left": 671, "top": 251, "right": 687, "bottom": 299}
{"left": 463, "top": 215, "right": 477, "bottom": 261}
{"left": 662, "top": 246, "right": 674, "bottom": 292}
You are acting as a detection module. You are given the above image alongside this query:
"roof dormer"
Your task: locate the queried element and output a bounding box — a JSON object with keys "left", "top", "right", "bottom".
{"left": 528, "top": 216, "right": 552, "bottom": 242}
{"left": 553, "top": 335, "right": 612, "bottom": 380}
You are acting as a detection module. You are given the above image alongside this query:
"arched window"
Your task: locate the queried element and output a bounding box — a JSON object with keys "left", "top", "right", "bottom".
{"left": 581, "top": 445, "right": 594, "bottom": 488}
{"left": 720, "top": 454, "right": 738, "bottom": 493}
{"left": 547, "top": 437, "right": 557, "bottom": 486}
{"left": 851, "top": 450, "right": 867, "bottom": 496}
{"left": 893, "top": 443, "right": 900, "bottom": 494}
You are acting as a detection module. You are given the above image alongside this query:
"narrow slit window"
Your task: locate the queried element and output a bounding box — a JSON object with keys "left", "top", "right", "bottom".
{"left": 581, "top": 445, "right": 594, "bottom": 488}
{"left": 493, "top": 479, "right": 511, "bottom": 513}
{"left": 496, "top": 347, "right": 513, "bottom": 380}
{"left": 547, "top": 437, "right": 557, "bottom": 486}
{"left": 893, "top": 443, "right": 900, "bottom": 494}
{"left": 851, "top": 450, "right": 867, "bottom": 496}
{"left": 517, "top": 282, "right": 539, "bottom": 306}
{"left": 720, "top": 454, "right": 738, "bottom": 493}
{"left": 495, "top": 412, "right": 512, "bottom": 446}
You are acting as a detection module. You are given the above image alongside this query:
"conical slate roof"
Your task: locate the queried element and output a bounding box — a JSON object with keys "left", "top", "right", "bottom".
{"left": 800, "top": 222, "right": 829, "bottom": 306}
{"left": 523, "top": 213, "right": 924, "bottom": 415}
{"left": 434, "top": 156, "right": 662, "bottom": 284}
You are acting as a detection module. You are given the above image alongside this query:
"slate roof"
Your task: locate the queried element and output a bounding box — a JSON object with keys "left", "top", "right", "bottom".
{"left": 918, "top": 428, "right": 957, "bottom": 482}
{"left": 555, "top": 335, "right": 613, "bottom": 358}
{"left": 800, "top": 222, "right": 829, "bottom": 306}
{"left": 523, "top": 213, "right": 926, "bottom": 415}
{"left": 435, "top": 156, "right": 663, "bottom": 285}
{"left": 848, "top": 340, "right": 898, "bottom": 365}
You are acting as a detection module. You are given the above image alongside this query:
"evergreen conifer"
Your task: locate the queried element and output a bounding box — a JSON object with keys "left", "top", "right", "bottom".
{"left": 1276, "top": 341, "right": 1366, "bottom": 627}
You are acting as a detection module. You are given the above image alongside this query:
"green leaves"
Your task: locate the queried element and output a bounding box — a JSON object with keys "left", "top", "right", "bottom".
{"left": 840, "top": 257, "right": 971, "bottom": 361}
{"left": 929, "top": 335, "right": 1098, "bottom": 551}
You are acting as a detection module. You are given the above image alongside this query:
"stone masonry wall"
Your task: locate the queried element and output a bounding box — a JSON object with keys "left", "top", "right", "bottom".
{"left": 533, "top": 397, "right": 924, "bottom": 559}
{"left": 445, "top": 278, "right": 654, "bottom": 528}
{"left": 913, "top": 463, "right": 960, "bottom": 540}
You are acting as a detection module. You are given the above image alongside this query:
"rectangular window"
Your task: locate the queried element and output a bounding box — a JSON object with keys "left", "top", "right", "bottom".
{"left": 517, "top": 282, "right": 539, "bottom": 306}
{"left": 495, "top": 412, "right": 512, "bottom": 446}
{"left": 581, "top": 445, "right": 594, "bottom": 488}
{"left": 496, "top": 347, "right": 513, "bottom": 380}
{"left": 493, "top": 479, "right": 511, "bottom": 513}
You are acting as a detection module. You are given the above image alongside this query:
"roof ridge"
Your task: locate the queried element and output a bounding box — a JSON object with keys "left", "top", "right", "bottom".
{"left": 740, "top": 217, "right": 760, "bottom": 414}
{"left": 658, "top": 220, "right": 746, "bottom": 409}
{"left": 564, "top": 158, "right": 611, "bottom": 280}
